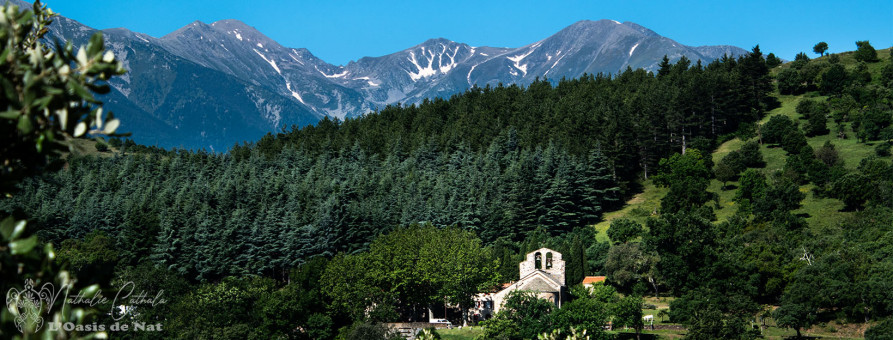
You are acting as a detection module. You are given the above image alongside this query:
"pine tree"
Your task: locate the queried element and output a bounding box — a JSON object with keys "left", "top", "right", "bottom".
{"left": 578, "top": 148, "right": 620, "bottom": 224}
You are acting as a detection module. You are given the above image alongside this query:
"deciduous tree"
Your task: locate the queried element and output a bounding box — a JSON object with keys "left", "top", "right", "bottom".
{"left": 606, "top": 218, "right": 644, "bottom": 244}
{"left": 854, "top": 40, "right": 879, "bottom": 62}
{"left": 813, "top": 42, "right": 828, "bottom": 56}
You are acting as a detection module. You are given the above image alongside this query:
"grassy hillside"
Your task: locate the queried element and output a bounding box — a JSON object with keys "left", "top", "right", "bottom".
{"left": 595, "top": 47, "right": 892, "bottom": 241}
{"left": 66, "top": 138, "right": 120, "bottom": 157}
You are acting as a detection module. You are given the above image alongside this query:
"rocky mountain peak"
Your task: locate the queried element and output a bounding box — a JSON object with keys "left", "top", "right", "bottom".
{"left": 28, "top": 2, "right": 749, "bottom": 149}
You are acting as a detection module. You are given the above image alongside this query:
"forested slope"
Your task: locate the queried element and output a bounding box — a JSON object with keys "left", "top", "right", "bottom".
{"left": 3, "top": 47, "right": 772, "bottom": 281}
{"left": 14, "top": 44, "right": 893, "bottom": 338}
{"left": 595, "top": 45, "right": 893, "bottom": 339}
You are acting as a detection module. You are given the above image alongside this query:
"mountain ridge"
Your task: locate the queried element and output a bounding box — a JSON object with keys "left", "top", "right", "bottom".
{"left": 11, "top": 0, "right": 749, "bottom": 149}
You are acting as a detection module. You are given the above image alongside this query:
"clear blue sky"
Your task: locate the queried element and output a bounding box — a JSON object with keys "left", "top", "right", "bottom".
{"left": 42, "top": 0, "right": 892, "bottom": 66}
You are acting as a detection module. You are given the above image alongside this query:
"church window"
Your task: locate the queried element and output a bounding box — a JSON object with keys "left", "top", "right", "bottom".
{"left": 535, "top": 252, "right": 542, "bottom": 269}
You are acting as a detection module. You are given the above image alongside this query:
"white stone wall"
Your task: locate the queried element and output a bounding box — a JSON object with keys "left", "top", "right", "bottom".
{"left": 546, "top": 252, "right": 566, "bottom": 286}
{"left": 484, "top": 247, "right": 568, "bottom": 314}
{"left": 519, "top": 248, "right": 565, "bottom": 286}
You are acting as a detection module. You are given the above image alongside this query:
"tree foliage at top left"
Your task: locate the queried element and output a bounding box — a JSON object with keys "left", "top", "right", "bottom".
{"left": 0, "top": 0, "right": 125, "bottom": 193}
{"left": 0, "top": 1, "right": 126, "bottom": 338}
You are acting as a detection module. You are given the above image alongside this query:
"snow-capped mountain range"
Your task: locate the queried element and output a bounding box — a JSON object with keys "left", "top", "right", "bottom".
{"left": 18, "top": 0, "right": 747, "bottom": 149}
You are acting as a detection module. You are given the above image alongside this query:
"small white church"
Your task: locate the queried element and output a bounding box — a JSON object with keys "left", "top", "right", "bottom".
{"left": 471, "top": 248, "right": 568, "bottom": 320}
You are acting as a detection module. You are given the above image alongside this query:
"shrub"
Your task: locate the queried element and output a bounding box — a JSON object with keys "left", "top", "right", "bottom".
{"left": 739, "top": 141, "right": 765, "bottom": 167}
{"left": 777, "top": 68, "right": 803, "bottom": 95}
{"left": 875, "top": 143, "right": 892, "bottom": 157}
{"left": 715, "top": 161, "right": 738, "bottom": 188}
{"left": 865, "top": 318, "right": 893, "bottom": 340}
{"left": 478, "top": 291, "right": 553, "bottom": 340}
{"left": 339, "top": 322, "right": 403, "bottom": 340}
{"left": 820, "top": 64, "right": 849, "bottom": 95}
{"left": 831, "top": 173, "right": 873, "bottom": 211}
{"left": 607, "top": 219, "right": 644, "bottom": 244}
{"left": 781, "top": 130, "right": 809, "bottom": 154}
{"left": 828, "top": 54, "right": 841, "bottom": 64}
{"left": 854, "top": 40, "right": 879, "bottom": 63}
{"left": 415, "top": 328, "right": 441, "bottom": 340}
{"left": 853, "top": 62, "right": 872, "bottom": 84}
{"left": 550, "top": 297, "right": 609, "bottom": 337}
{"left": 761, "top": 115, "right": 797, "bottom": 144}
{"left": 736, "top": 122, "right": 757, "bottom": 141}
{"left": 804, "top": 109, "right": 830, "bottom": 137}
{"left": 796, "top": 99, "right": 818, "bottom": 119}
{"left": 814, "top": 141, "right": 842, "bottom": 167}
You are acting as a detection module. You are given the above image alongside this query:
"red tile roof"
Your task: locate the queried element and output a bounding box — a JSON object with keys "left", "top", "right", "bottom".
{"left": 582, "top": 276, "right": 606, "bottom": 285}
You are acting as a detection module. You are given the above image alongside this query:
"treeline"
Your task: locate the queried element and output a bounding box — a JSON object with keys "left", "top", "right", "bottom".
{"left": 245, "top": 46, "right": 774, "bottom": 184}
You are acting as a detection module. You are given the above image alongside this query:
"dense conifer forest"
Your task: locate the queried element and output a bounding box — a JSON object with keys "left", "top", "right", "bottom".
{"left": 4, "top": 48, "right": 773, "bottom": 280}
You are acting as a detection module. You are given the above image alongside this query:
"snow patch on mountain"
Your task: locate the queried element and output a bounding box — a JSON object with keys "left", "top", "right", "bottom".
{"left": 545, "top": 53, "right": 566, "bottom": 77}
{"left": 253, "top": 49, "right": 281, "bottom": 74}
{"left": 407, "top": 48, "right": 438, "bottom": 81}
{"left": 629, "top": 42, "right": 639, "bottom": 56}
{"left": 285, "top": 81, "right": 306, "bottom": 104}
{"left": 318, "top": 67, "right": 348, "bottom": 78}
{"left": 289, "top": 51, "right": 305, "bottom": 65}
{"left": 438, "top": 45, "right": 461, "bottom": 73}
{"left": 507, "top": 43, "right": 539, "bottom": 76}
{"left": 355, "top": 76, "right": 380, "bottom": 87}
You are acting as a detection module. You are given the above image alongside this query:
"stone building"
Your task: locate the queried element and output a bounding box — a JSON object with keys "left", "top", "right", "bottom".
{"left": 471, "top": 248, "right": 568, "bottom": 320}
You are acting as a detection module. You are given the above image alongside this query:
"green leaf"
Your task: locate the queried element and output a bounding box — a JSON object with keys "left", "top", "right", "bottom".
{"left": 23, "top": 86, "right": 35, "bottom": 105}
{"left": 10, "top": 235, "right": 38, "bottom": 255}
{"left": 45, "top": 243, "right": 55, "bottom": 260}
{"left": 36, "top": 133, "right": 45, "bottom": 153}
{"left": 17, "top": 114, "right": 33, "bottom": 134}
{"left": 10, "top": 219, "right": 26, "bottom": 240}
{"left": 0, "top": 110, "right": 19, "bottom": 120}
{"left": 81, "top": 284, "right": 100, "bottom": 298}
{"left": 33, "top": 96, "right": 51, "bottom": 109}
{"left": 1, "top": 77, "right": 17, "bottom": 103}
{"left": 87, "top": 33, "right": 103, "bottom": 57}
{"left": 67, "top": 78, "right": 95, "bottom": 102}
{"left": 0, "top": 216, "right": 15, "bottom": 240}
